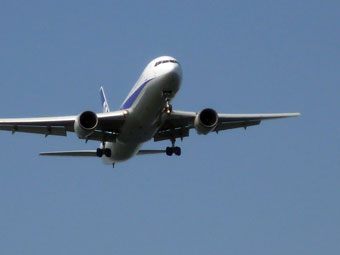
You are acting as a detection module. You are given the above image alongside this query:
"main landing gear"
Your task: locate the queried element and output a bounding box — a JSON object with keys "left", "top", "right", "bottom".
{"left": 96, "top": 148, "right": 111, "bottom": 158}
{"left": 166, "top": 146, "right": 181, "bottom": 156}
{"left": 166, "top": 140, "right": 181, "bottom": 156}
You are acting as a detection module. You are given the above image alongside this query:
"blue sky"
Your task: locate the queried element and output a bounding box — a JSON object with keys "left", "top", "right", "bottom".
{"left": 0, "top": 0, "right": 339, "bottom": 254}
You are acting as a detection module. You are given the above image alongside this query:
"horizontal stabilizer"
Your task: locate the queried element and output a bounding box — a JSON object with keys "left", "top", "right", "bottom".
{"left": 40, "top": 149, "right": 166, "bottom": 157}
{"left": 40, "top": 150, "right": 97, "bottom": 157}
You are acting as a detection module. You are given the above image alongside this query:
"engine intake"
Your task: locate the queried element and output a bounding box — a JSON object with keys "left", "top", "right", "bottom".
{"left": 194, "top": 108, "right": 218, "bottom": 135}
{"left": 74, "top": 111, "right": 98, "bottom": 138}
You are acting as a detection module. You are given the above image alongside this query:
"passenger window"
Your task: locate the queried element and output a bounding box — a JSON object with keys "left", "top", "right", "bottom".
{"left": 155, "top": 60, "right": 180, "bottom": 67}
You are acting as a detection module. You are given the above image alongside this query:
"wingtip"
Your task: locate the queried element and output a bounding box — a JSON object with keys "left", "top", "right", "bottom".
{"left": 282, "top": 113, "right": 301, "bottom": 117}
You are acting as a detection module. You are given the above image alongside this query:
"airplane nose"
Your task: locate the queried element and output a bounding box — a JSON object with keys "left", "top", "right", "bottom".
{"left": 166, "top": 64, "right": 182, "bottom": 85}
{"left": 169, "top": 62, "right": 182, "bottom": 80}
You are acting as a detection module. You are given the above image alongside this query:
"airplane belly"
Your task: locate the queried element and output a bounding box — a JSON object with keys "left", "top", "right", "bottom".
{"left": 101, "top": 142, "right": 141, "bottom": 164}
{"left": 118, "top": 80, "right": 166, "bottom": 144}
{"left": 103, "top": 69, "right": 182, "bottom": 164}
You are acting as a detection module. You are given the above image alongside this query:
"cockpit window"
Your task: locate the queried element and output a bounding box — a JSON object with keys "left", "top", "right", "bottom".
{"left": 155, "top": 59, "right": 179, "bottom": 67}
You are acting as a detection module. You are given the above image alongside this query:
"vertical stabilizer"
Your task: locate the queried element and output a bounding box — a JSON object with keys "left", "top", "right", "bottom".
{"left": 99, "top": 86, "right": 110, "bottom": 113}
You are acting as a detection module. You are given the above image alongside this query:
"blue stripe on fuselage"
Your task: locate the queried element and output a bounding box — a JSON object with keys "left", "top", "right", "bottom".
{"left": 120, "top": 78, "right": 154, "bottom": 110}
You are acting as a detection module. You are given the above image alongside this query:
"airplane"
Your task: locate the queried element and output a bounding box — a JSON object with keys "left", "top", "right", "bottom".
{"left": 0, "top": 56, "right": 300, "bottom": 167}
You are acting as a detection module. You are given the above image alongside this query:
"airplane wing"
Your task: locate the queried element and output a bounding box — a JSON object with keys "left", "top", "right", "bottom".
{"left": 0, "top": 110, "right": 126, "bottom": 142}
{"left": 154, "top": 110, "right": 300, "bottom": 141}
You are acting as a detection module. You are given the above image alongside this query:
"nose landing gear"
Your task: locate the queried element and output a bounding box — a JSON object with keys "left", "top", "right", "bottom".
{"left": 162, "top": 91, "right": 173, "bottom": 115}
{"left": 165, "top": 100, "right": 172, "bottom": 115}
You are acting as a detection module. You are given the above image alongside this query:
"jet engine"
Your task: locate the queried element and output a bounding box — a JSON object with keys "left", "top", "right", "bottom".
{"left": 194, "top": 108, "right": 219, "bottom": 135}
{"left": 74, "top": 111, "right": 98, "bottom": 138}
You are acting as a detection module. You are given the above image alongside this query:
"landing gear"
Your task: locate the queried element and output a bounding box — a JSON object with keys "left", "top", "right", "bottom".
{"left": 166, "top": 146, "right": 173, "bottom": 156}
{"left": 164, "top": 99, "right": 172, "bottom": 115}
{"left": 174, "top": 146, "right": 181, "bottom": 156}
{"left": 96, "top": 148, "right": 111, "bottom": 157}
{"left": 104, "top": 148, "right": 111, "bottom": 157}
{"left": 166, "top": 139, "right": 181, "bottom": 156}
{"left": 162, "top": 90, "right": 173, "bottom": 115}
{"left": 166, "top": 146, "right": 181, "bottom": 156}
{"left": 96, "top": 148, "right": 103, "bottom": 157}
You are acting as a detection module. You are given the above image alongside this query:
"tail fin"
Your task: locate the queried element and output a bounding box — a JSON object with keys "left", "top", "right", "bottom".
{"left": 99, "top": 86, "right": 110, "bottom": 113}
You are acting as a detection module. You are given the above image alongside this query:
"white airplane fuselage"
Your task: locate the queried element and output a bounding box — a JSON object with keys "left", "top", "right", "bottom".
{"left": 102, "top": 56, "right": 182, "bottom": 164}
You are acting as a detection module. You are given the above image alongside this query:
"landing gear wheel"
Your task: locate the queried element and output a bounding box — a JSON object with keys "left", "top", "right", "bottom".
{"left": 104, "top": 148, "right": 112, "bottom": 157}
{"left": 166, "top": 147, "right": 173, "bottom": 156}
{"left": 96, "top": 148, "right": 103, "bottom": 158}
{"left": 166, "top": 146, "right": 181, "bottom": 156}
{"left": 174, "top": 146, "right": 181, "bottom": 156}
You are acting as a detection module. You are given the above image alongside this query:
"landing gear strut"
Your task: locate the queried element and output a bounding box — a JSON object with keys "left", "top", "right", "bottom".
{"left": 166, "top": 139, "right": 181, "bottom": 156}
{"left": 165, "top": 99, "right": 172, "bottom": 115}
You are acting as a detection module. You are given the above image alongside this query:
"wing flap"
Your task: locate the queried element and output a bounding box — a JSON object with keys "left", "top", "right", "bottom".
{"left": 0, "top": 125, "right": 67, "bottom": 136}
{"left": 215, "top": 120, "right": 261, "bottom": 131}
{"left": 84, "top": 131, "right": 117, "bottom": 142}
{"left": 154, "top": 127, "right": 190, "bottom": 142}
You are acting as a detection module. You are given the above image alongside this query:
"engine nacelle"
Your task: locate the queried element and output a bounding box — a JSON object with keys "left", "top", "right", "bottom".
{"left": 194, "top": 108, "right": 219, "bottom": 135}
{"left": 74, "top": 111, "right": 98, "bottom": 138}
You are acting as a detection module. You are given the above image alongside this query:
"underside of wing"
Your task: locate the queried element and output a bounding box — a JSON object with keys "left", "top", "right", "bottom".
{"left": 155, "top": 110, "right": 300, "bottom": 141}
{"left": 216, "top": 113, "right": 301, "bottom": 131}
{"left": 0, "top": 110, "right": 127, "bottom": 142}
{"left": 154, "top": 110, "right": 195, "bottom": 141}
{"left": 0, "top": 125, "right": 67, "bottom": 136}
